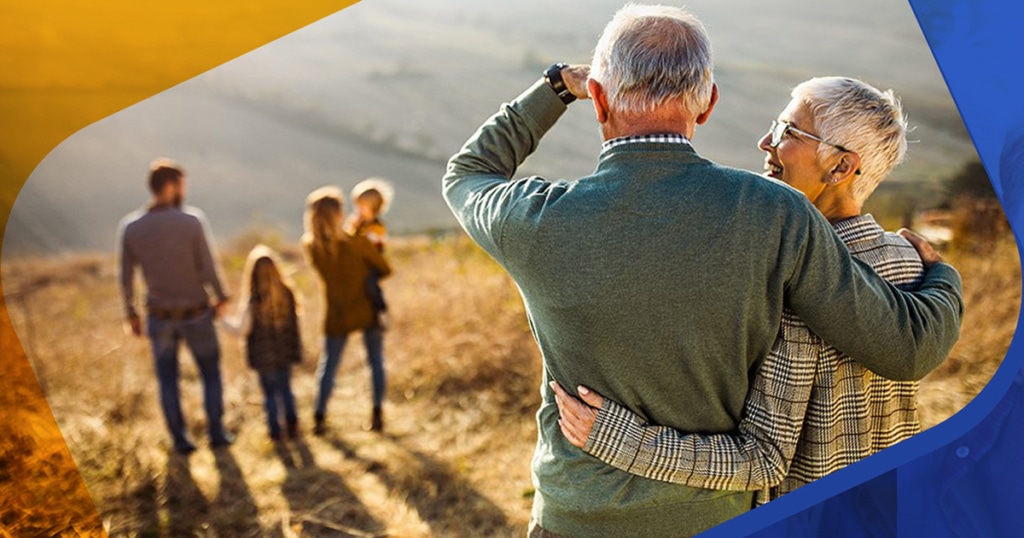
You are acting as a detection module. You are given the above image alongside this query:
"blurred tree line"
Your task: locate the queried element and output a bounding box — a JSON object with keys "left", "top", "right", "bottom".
{"left": 862, "top": 158, "right": 1011, "bottom": 255}
{"left": 942, "top": 159, "right": 1011, "bottom": 254}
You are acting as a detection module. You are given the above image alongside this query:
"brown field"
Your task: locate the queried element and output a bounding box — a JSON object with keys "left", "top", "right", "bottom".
{"left": 0, "top": 227, "right": 1019, "bottom": 537}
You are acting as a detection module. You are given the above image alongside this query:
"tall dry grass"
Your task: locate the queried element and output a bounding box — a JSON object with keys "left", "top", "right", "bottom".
{"left": 2, "top": 235, "right": 541, "bottom": 537}
{"left": 0, "top": 222, "right": 1018, "bottom": 536}
{"left": 0, "top": 280, "right": 105, "bottom": 537}
{"left": 917, "top": 233, "right": 1021, "bottom": 428}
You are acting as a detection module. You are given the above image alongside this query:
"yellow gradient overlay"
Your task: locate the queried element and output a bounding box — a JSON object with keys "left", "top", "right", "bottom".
{"left": 0, "top": 1, "right": 359, "bottom": 532}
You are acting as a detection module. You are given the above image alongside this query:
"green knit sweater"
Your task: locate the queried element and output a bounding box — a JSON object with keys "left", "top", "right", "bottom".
{"left": 443, "top": 80, "right": 963, "bottom": 537}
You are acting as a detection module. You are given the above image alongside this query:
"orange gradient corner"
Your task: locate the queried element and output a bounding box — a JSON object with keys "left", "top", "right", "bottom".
{"left": 0, "top": 1, "right": 359, "bottom": 533}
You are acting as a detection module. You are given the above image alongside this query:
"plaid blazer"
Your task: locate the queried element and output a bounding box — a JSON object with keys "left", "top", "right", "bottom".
{"left": 584, "top": 214, "right": 927, "bottom": 505}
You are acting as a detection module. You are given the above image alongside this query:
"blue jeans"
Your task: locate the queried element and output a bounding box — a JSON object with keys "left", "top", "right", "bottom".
{"left": 257, "top": 367, "right": 297, "bottom": 437}
{"left": 314, "top": 327, "right": 385, "bottom": 417}
{"left": 367, "top": 268, "right": 388, "bottom": 313}
{"left": 147, "top": 310, "right": 227, "bottom": 448}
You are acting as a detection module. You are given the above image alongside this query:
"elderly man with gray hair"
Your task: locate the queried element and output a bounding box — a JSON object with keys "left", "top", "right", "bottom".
{"left": 443, "top": 4, "right": 963, "bottom": 537}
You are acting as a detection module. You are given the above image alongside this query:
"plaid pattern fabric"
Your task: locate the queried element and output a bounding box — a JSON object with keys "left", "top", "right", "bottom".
{"left": 584, "top": 214, "right": 925, "bottom": 504}
{"left": 601, "top": 133, "right": 692, "bottom": 153}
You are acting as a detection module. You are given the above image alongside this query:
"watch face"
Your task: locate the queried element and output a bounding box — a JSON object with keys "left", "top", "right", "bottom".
{"left": 545, "top": 63, "right": 565, "bottom": 79}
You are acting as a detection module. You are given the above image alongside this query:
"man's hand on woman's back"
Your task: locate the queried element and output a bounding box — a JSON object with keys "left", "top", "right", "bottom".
{"left": 897, "top": 228, "right": 943, "bottom": 267}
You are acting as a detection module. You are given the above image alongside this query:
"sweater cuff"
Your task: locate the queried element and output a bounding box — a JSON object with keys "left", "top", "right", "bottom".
{"left": 585, "top": 399, "right": 646, "bottom": 473}
{"left": 923, "top": 262, "right": 964, "bottom": 297}
{"left": 511, "top": 78, "right": 569, "bottom": 140}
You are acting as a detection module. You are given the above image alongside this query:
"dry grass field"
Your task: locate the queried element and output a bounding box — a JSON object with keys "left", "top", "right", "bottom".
{"left": 3, "top": 235, "right": 541, "bottom": 537}
{"left": 916, "top": 232, "right": 1022, "bottom": 428}
{"left": 0, "top": 290, "right": 106, "bottom": 536}
{"left": 0, "top": 223, "right": 1019, "bottom": 536}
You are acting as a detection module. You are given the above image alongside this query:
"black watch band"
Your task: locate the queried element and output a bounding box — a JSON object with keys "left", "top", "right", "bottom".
{"left": 544, "top": 63, "right": 577, "bottom": 105}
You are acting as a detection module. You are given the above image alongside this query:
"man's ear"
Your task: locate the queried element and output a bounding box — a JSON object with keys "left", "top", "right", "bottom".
{"left": 589, "top": 78, "right": 609, "bottom": 124}
{"left": 695, "top": 83, "right": 719, "bottom": 125}
{"left": 829, "top": 152, "right": 862, "bottom": 184}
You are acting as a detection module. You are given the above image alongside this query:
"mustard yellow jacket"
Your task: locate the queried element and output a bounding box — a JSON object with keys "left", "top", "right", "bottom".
{"left": 303, "top": 234, "right": 391, "bottom": 336}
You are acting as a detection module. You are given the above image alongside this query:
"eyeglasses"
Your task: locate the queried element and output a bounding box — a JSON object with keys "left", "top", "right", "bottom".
{"left": 768, "top": 120, "right": 852, "bottom": 153}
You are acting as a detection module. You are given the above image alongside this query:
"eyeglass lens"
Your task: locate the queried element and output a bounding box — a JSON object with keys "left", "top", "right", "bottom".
{"left": 770, "top": 121, "right": 787, "bottom": 148}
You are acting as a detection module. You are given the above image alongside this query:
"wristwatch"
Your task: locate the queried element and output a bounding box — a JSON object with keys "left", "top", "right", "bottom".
{"left": 544, "top": 63, "right": 577, "bottom": 105}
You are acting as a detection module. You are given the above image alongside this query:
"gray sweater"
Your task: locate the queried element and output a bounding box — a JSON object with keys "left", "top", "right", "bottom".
{"left": 119, "top": 205, "right": 228, "bottom": 318}
{"left": 443, "top": 80, "right": 963, "bottom": 537}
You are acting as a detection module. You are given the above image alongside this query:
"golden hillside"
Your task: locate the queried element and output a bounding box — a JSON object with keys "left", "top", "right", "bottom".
{"left": 0, "top": 229, "right": 1017, "bottom": 536}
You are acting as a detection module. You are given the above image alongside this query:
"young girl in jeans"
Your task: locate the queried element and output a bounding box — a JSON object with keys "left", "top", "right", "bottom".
{"left": 225, "top": 245, "right": 303, "bottom": 441}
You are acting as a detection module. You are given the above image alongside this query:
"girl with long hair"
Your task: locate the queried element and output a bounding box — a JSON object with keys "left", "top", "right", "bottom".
{"left": 227, "top": 245, "right": 302, "bottom": 441}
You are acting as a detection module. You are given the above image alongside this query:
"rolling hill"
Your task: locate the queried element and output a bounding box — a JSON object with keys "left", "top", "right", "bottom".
{"left": 2, "top": 0, "right": 975, "bottom": 256}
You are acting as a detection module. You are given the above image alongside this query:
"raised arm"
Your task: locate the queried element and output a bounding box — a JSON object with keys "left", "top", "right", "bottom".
{"left": 555, "top": 311, "right": 819, "bottom": 495}
{"left": 784, "top": 202, "right": 963, "bottom": 381}
{"left": 442, "top": 66, "right": 588, "bottom": 262}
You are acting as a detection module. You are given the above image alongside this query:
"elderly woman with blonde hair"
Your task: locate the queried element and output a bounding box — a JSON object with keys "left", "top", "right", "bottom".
{"left": 553, "top": 76, "right": 938, "bottom": 503}
{"left": 302, "top": 186, "right": 392, "bottom": 434}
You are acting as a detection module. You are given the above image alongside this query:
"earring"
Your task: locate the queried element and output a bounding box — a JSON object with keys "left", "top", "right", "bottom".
{"left": 829, "top": 177, "right": 841, "bottom": 184}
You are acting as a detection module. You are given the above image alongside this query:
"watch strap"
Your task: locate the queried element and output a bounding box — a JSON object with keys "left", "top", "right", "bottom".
{"left": 544, "top": 63, "right": 577, "bottom": 105}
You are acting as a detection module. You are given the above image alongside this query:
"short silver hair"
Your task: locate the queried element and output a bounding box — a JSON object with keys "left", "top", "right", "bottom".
{"left": 590, "top": 4, "right": 714, "bottom": 117}
{"left": 792, "top": 77, "right": 909, "bottom": 204}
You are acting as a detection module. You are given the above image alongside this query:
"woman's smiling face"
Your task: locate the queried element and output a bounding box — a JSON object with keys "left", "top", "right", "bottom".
{"left": 757, "top": 98, "right": 835, "bottom": 203}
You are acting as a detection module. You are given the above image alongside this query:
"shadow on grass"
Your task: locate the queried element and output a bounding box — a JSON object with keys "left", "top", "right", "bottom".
{"left": 155, "top": 449, "right": 270, "bottom": 537}
{"left": 125, "top": 468, "right": 160, "bottom": 537}
{"left": 278, "top": 438, "right": 386, "bottom": 537}
{"left": 328, "top": 435, "right": 510, "bottom": 537}
{"left": 212, "top": 448, "right": 271, "bottom": 538}
{"left": 164, "top": 453, "right": 211, "bottom": 536}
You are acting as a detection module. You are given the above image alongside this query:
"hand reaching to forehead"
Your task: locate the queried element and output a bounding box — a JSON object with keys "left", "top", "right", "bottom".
{"left": 561, "top": 65, "right": 592, "bottom": 101}
{"left": 551, "top": 381, "right": 605, "bottom": 448}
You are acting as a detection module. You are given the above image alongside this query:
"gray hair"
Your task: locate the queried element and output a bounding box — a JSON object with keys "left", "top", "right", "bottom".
{"left": 792, "top": 77, "right": 909, "bottom": 204}
{"left": 590, "top": 4, "right": 714, "bottom": 117}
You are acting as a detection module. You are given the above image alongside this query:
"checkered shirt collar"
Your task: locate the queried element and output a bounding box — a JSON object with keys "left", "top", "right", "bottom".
{"left": 601, "top": 133, "right": 692, "bottom": 154}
